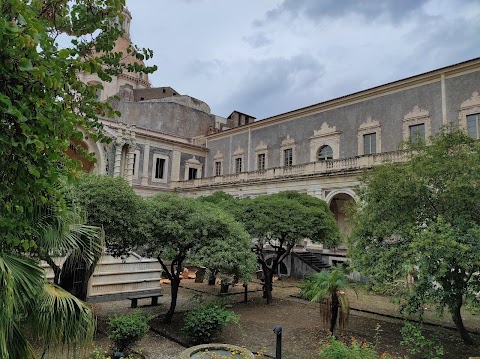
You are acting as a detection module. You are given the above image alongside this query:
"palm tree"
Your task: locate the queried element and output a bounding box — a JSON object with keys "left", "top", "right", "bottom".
{"left": 301, "top": 267, "right": 351, "bottom": 336}
{"left": 0, "top": 207, "right": 104, "bottom": 359}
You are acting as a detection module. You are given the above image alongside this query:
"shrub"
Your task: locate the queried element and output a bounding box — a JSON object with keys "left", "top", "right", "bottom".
{"left": 107, "top": 314, "right": 149, "bottom": 352}
{"left": 183, "top": 303, "right": 238, "bottom": 344}
{"left": 400, "top": 322, "right": 444, "bottom": 359}
{"left": 318, "top": 337, "right": 396, "bottom": 359}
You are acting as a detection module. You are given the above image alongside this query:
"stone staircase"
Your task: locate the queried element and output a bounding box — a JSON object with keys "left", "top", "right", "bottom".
{"left": 293, "top": 251, "right": 330, "bottom": 272}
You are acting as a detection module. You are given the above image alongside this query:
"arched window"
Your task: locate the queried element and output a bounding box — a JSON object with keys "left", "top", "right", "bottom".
{"left": 318, "top": 145, "right": 333, "bottom": 161}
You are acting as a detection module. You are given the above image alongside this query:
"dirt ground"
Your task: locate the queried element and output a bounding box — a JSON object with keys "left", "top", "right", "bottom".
{"left": 46, "top": 277, "right": 480, "bottom": 359}
{"left": 147, "top": 278, "right": 480, "bottom": 359}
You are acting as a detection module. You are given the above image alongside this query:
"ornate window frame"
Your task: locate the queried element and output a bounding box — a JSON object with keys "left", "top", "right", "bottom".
{"left": 254, "top": 141, "right": 268, "bottom": 171}
{"left": 459, "top": 91, "right": 480, "bottom": 133}
{"left": 358, "top": 117, "right": 381, "bottom": 155}
{"left": 280, "top": 136, "right": 296, "bottom": 167}
{"left": 184, "top": 156, "right": 203, "bottom": 180}
{"left": 132, "top": 148, "right": 141, "bottom": 179}
{"left": 309, "top": 122, "right": 341, "bottom": 162}
{"left": 402, "top": 106, "right": 431, "bottom": 143}
{"left": 232, "top": 146, "right": 245, "bottom": 174}
{"left": 151, "top": 153, "right": 169, "bottom": 183}
{"left": 212, "top": 151, "right": 224, "bottom": 177}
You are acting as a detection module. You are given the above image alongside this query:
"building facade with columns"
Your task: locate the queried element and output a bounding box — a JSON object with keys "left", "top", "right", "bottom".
{"left": 73, "top": 10, "right": 480, "bottom": 254}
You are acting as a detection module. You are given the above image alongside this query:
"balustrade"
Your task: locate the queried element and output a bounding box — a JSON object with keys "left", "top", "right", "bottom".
{"left": 173, "top": 150, "right": 408, "bottom": 189}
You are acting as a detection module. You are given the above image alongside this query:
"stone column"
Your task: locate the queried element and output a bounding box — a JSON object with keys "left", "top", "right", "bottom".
{"left": 141, "top": 144, "right": 150, "bottom": 186}
{"left": 171, "top": 149, "right": 181, "bottom": 182}
{"left": 113, "top": 143, "right": 123, "bottom": 177}
{"left": 126, "top": 144, "right": 135, "bottom": 184}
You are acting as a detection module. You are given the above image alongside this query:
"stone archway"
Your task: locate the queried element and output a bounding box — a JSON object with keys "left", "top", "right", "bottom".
{"left": 66, "top": 139, "right": 95, "bottom": 173}
{"left": 66, "top": 134, "right": 107, "bottom": 175}
{"left": 325, "top": 190, "right": 357, "bottom": 235}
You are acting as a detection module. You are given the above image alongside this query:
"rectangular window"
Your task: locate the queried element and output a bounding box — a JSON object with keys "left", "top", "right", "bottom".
{"left": 409, "top": 123, "right": 425, "bottom": 143}
{"left": 257, "top": 153, "right": 266, "bottom": 171}
{"left": 467, "top": 113, "right": 480, "bottom": 139}
{"left": 132, "top": 153, "right": 137, "bottom": 176}
{"left": 155, "top": 158, "right": 165, "bottom": 179}
{"left": 215, "top": 161, "right": 222, "bottom": 176}
{"left": 235, "top": 158, "right": 242, "bottom": 173}
{"left": 188, "top": 167, "right": 197, "bottom": 180}
{"left": 363, "top": 133, "right": 376, "bottom": 155}
{"left": 284, "top": 148, "right": 293, "bottom": 167}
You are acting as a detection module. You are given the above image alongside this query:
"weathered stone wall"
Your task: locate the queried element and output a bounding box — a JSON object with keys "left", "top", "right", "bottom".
{"left": 112, "top": 100, "right": 215, "bottom": 139}
{"left": 206, "top": 67, "right": 480, "bottom": 177}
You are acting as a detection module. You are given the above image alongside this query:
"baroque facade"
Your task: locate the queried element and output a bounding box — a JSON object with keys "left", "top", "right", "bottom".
{"left": 75, "top": 10, "right": 480, "bottom": 268}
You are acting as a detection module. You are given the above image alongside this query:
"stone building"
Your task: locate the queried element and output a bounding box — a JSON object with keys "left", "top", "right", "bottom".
{"left": 74, "top": 9, "right": 480, "bottom": 272}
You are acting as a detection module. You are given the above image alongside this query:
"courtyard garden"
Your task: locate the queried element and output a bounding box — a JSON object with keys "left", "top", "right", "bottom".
{"left": 36, "top": 277, "right": 480, "bottom": 358}
{"left": 3, "top": 1, "right": 480, "bottom": 358}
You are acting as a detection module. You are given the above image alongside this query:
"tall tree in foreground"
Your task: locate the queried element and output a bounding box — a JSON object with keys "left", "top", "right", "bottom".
{"left": 348, "top": 129, "right": 480, "bottom": 344}
{"left": 0, "top": 0, "right": 155, "bottom": 357}
{"left": 211, "top": 191, "right": 340, "bottom": 304}
{"left": 143, "top": 194, "right": 255, "bottom": 323}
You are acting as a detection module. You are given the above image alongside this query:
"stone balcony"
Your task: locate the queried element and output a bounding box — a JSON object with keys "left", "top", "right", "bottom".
{"left": 173, "top": 150, "right": 409, "bottom": 190}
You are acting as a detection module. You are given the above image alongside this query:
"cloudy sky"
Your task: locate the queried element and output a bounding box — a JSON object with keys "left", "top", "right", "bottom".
{"left": 127, "top": 0, "right": 479, "bottom": 120}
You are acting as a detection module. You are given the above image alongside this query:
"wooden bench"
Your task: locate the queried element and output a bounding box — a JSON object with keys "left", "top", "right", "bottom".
{"left": 126, "top": 291, "right": 163, "bottom": 308}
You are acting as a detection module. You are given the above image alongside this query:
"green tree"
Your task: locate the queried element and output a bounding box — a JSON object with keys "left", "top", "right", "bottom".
{"left": 63, "top": 173, "right": 147, "bottom": 299}
{"left": 142, "top": 193, "right": 254, "bottom": 323}
{"left": 0, "top": 0, "right": 155, "bottom": 250}
{"left": 301, "top": 267, "right": 351, "bottom": 336}
{"left": 348, "top": 129, "right": 480, "bottom": 344}
{"left": 228, "top": 191, "right": 340, "bottom": 303}
{"left": 65, "top": 173, "right": 146, "bottom": 256}
{"left": 0, "top": 1, "right": 155, "bottom": 356}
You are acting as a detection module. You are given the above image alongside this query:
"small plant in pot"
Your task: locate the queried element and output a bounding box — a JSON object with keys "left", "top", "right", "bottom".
{"left": 107, "top": 314, "right": 150, "bottom": 358}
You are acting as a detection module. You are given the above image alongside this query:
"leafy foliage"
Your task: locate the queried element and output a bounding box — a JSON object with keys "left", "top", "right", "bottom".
{"left": 348, "top": 129, "right": 480, "bottom": 344}
{"left": 64, "top": 173, "right": 146, "bottom": 256}
{"left": 108, "top": 314, "right": 150, "bottom": 352}
{"left": 301, "top": 267, "right": 351, "bottom": 335}
{"left": 400, "top": 322, "right": 444, "bottom": 359}
{"left": 318, "top": 337, "right": 396, "bottom": 359}
{"left": 0, "top": 0, "right": 155, "bottom": 357}
{"left": 0, "top": 0, "right": 155, "bottom": 251}
{"left": 183, "top": 303, "right": 238, "bottom": 344}
{"left": 142, "top": 193, "right": 254, "bottom": 323}
{"left": 209, "top": 191, "right": 340, "bottom": 303}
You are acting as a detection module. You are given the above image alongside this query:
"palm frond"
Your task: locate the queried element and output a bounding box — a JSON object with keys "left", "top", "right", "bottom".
{"left": 0, "top": 252, "right": 44, "bottom": 359}
{"left": 33, "top": 283, "right": 95, "bottom": 357}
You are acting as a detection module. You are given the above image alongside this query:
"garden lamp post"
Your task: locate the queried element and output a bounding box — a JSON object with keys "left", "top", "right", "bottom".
{"left": 273, "top": 325, "right": 282, "bottom": 359}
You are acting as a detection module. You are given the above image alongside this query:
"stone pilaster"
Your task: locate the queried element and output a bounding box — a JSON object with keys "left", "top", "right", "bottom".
{"left": 171, "top": 149, "right": 181, "bottom": 182}
{"left": 141, "top": 144, "right": 150, "bottom": 186}
{"left": 113, "top": 144, "right": 123, "bottom": 177}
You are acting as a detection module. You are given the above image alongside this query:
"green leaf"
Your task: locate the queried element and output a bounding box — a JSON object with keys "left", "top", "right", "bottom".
{"left": 18, "top": 58, "right": 33, "bottom": 71}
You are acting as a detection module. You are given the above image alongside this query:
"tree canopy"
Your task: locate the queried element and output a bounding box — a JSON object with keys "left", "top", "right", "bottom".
{"left": 348, "top": 129, "right": 480, "bottom": 344}
{"left": 0, "top": 0, "right": 155, "bottom": 251}
{"left": 64, "top": 173, "right": 146, "bottom": 256}
{"left": 142, "top": 193, "right": 255, "bottom": 323}
{"left": 206, "top": 191, "right": 340, "bottom": 303}
{"left": 0, "top": 0, "right": 155, "bottom": 356}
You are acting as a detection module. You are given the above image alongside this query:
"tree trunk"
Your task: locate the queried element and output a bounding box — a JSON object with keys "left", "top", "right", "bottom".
{"left": 263, "top": 267, "right": 273, "bottom": 304}
{"left": 165, "top": 276, "right": 179, "bottom": 324}
{"left": 330, "top": 291, "right": 339, "bottom": 336}
{"left": 158, "top": 256, "right": 183, "bottom": 324}
{"left": 451, "top": 298, "right": 474, "bottom": 345}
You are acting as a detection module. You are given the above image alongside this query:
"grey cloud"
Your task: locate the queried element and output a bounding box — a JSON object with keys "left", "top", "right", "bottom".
{"left": 262, "top": 0, "right": 430, "bottom": 24}
{"left": 185, "top": 59, "right": 226, "bottom": 78}
{"left": 220, "top": 55, "right": 325, "bottom": 119}
{"left": 243, "top": 33, "right": 272, "bottom": 48}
